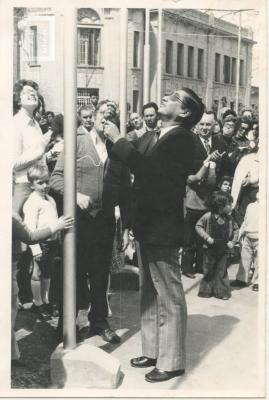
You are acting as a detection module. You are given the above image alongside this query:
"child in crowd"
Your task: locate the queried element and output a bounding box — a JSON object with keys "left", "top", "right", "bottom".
{"left": 219, "top": 175, "right": 232, "bottom": 193}
{"left": 12, "top": 207, "right": 73, "bottom": 365}
{"left": 196, "top": 191, "right": 239, "bottom": 300}
{"left": 22, "top": 164, "right": 61, "bottom": 319}
{"left": 232, "top": 191, "right": 259, "bottom": 291}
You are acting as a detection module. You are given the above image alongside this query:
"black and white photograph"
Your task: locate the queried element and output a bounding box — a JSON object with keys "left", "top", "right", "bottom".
{"left": 0, "top": 0, "right": 267, "bottom": 397}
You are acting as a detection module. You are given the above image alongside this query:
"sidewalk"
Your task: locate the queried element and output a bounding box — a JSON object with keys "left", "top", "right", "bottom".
{"left": 12, "top": 264, "right": 264, "bottom": 396}
{"left": 85, "top": 264, "right": 263, "bottom": 396}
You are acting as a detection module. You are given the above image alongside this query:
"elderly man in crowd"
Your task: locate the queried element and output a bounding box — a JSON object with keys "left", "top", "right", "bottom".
{"left": 104, "top": 88, "right": 204, "bottom": 382}
{"left": 50, "top": 100, "right": 131, "bottom": 344}
{"left": 127, "top": 113, "right": 144, "bottom": 141}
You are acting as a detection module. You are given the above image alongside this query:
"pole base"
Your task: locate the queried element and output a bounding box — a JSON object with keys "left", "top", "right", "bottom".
{"left": 50, "top": 342, "right": 122, "bottom": 388}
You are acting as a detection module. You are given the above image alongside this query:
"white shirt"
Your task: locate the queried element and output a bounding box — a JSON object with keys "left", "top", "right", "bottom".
{"left": 23, "top": 191, "right": 58, "bottom": 256}
{"left": 158, "top": 125, "right": 178, "bottom": 140}
{"left": 13, "top": 110, "right": 47, "bottom": 183}
{"left": 240, "top": 201, "right": 259, "bottom": 239}
{"left": 90, "top": 129, "right": 108, "bottom": 164}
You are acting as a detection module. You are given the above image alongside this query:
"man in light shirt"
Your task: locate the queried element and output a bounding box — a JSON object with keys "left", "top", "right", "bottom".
{"left": 50, "top": 100, "right": 131, "bottom": 344}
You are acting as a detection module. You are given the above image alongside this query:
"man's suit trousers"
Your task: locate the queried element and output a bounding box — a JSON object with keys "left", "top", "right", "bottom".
{"left": 139, "top": 243, "right": 187, "bottom": 371}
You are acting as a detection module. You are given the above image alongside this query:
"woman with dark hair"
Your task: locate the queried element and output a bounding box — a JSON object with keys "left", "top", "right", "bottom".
{"left": 13, "top": 80, "right": 52, "bottom": 214}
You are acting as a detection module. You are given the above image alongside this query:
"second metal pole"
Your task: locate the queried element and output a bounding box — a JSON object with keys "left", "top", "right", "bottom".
{"left": 63, "top": 7, "right": 77, "bottom": 350}
{"left": 119, "top": 8, "right": 128, "bottom": 137}
{"left": 235, "top": 11, "right": 242, "bottom": 114}
{"left": 156, "top": 8, "right": 162, "bottom": 105}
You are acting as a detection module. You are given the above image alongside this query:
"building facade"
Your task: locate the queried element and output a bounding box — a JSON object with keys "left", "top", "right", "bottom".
{"left": 14, "top": 7, "right": 256, "bottom": 115}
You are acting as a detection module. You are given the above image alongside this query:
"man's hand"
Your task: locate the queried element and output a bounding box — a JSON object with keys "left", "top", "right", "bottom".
{"left": 118, "top": 229, "right": 129, "bottom": 252}
{"left": 77, "top": 192, "right": 92, "bottom": 210}
{"left": 227, "top": 241, "right": 234, "bottom": 249}
{"left": 207, "top": 237, "right": 214, "bottom": 245}
{"left": 34, "top": 253, "right": 42, "bottom": 263}
{"left": 103, "top": 120, "right": 121, "bottom": 143}
{"left": 207, "top": 150, "right": 225, "bottom": 162}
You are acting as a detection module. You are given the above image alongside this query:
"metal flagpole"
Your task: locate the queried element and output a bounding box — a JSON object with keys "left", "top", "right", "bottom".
{"left": 156, "top": 8, "right": 162, "bottom": 105}
{"left": 119, "top": 8, "right": 128, "bottom": 137}
{"left": 143, "top": 8, "right": 150, "bottom": 104}
{"left": 235, "top": 11, "right": 242, "bottom": 114}
{"left": 63, "top": 7, "right": 77, "bottom": 349}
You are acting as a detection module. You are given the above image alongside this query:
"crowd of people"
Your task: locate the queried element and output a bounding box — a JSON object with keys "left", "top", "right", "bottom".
{"left": 12, "top": 79, "right": 259, "bottom": 383}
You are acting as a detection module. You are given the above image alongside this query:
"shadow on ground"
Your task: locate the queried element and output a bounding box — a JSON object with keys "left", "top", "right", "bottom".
{"left": 170, "top": 313, "right": 240, "bottom": 389}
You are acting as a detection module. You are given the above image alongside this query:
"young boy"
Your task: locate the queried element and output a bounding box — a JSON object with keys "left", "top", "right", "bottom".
{"left": 232, "top": 191, "right": 259, "bottom": 291}
{"left": 23, "top": 164, "right": 60, "bottom": 318}
{"left": 219, "top": 176, "right": 232, "bottom": 194}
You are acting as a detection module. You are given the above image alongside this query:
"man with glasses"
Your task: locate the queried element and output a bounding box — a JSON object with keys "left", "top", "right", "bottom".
{"left": 104, "top": 88, "right": 204, "bottom": 383}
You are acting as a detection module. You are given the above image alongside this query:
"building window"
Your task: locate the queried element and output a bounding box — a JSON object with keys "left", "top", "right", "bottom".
{"left": 239, "top": 60, "right": 244, "bottom": 86}
{"left": 223, "top": 55, "right": 231, "bottom": 84}
{"left": 29, "top": 26, "right": 38, "bottom": 64}
{"left": 77, "top": 88, "right": 99, "bottom": 107}
{"left": 215, "top": 53, "right": 220, "bottom": 82}
{"left": 133, "top": 90, "right": 139, "bottom": 112}
{"left": 197, "top": 48, "right": 204, "bottom": 80}
{"left": 176, "top": 43, "right": 184, "bottom": 76}
{"left": 133, "top": 31, "right": 140, "bottom": 68}
{"left": 78, "top": 28, "right": 101, "bottom": 66}
{"left": 187, "top": 46, "right": 194, "bottom": 77}
{"left": 231, "top": 57, "right": 236, "bottom": 84}
{"left": 165, "top": 40, "right": 173, "bottom": 74}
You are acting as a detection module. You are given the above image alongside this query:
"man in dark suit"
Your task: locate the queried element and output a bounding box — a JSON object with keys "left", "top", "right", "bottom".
{"left": 104, "top": 89, "right": 204, "bottom": 383}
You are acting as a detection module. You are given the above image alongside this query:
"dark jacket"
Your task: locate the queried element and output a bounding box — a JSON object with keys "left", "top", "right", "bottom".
{"left": 108, "top": 126, "right": 195, "bottom": 246}
{"left": 192, "top": 133, "right": 233, "bottom": 177}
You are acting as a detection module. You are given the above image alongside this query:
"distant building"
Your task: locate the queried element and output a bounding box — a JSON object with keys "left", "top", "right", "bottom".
{"left": 14, "top": 7, "right": 256, "bottom": 114}
{"left": 250, "top": 86, "right": 259, "bottom": 113}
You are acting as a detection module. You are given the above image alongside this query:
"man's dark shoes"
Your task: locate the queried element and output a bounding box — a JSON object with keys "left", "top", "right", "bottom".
{"left": 230, "top": 279, "right": 250, "bottom": 288}
{"left": 30, "top": 303, "right": 51, "bottom": 320}
{"left": 183, "top": 273, "right": 196, "bottom": 279}
{"left": 131, "top": 356, "right": 157, "bottom": 368}
{"left": 91, "top": 327, "right": 121, "bottom": 343}
{"left": 252, "top": 284, "right": 259, "bottom": 291}
{"left": 145, "top": 367, "right": 185, "bottom": 382}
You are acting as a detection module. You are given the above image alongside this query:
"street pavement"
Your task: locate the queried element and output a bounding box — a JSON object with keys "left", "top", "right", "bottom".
{"left": 12, "top": 263, "right": 265, "bottom": 396}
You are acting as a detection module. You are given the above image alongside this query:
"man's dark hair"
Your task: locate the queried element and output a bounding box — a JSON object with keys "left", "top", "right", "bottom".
{"left": 177, "top": 88, "right": 205, "bottom": 129}
{"left": 142, "top": 102, "right": 158, "bottom": 116}
{"left": 45, "top": 111, "right": 55, "bottom": 118}
{"left": 51, "top": 113, "right": 64, "bottom": 137}
{"left": 13, "top": 79, "right": 39, "bottom": 115}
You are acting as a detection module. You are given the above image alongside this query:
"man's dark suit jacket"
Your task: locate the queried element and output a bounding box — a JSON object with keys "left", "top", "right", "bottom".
{"left": 192, "top": 133, "right": 232, "bottom": 176}
{"left": 108, "top": 126, "right": 195, "bottom": 247}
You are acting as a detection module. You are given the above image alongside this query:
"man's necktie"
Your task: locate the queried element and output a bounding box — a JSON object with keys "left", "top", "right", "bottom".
{"left": 203, "top": 138, "right": 211, "bottom": 155}
{"left": 147, "top": 129, "right": 161, "bottom": 153}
